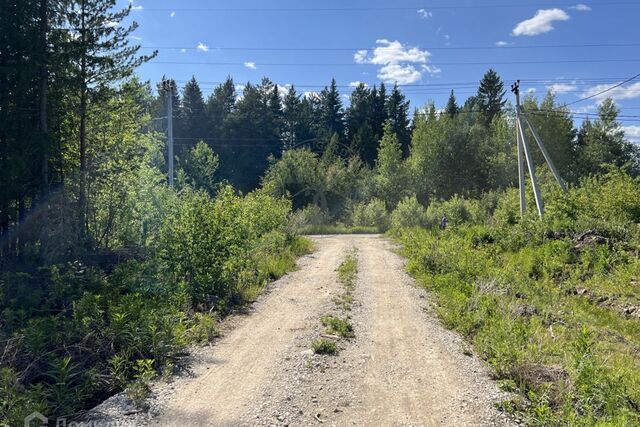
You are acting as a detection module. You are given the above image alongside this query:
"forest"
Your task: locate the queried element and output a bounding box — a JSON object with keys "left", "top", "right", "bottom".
{"left": 2, "top": 0, "right": 640, "bottom": 425}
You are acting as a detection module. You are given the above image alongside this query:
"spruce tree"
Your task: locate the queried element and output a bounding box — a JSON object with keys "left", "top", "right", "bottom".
{"left": 206, "top": 76, "right": 236, "bottom": 139}
{"left": 445, "top": 90, "right": 459, "bottom": 118}
{"left": 345, "top": 83, "right": 375, "bottom": 164}
{"left": 476, "top": 69, "right": 506, "bottom": 125}
{"left": 64, "top": 0, "right": 156, "bottom": 240}
{"left": 318, "top": 78, "right": 344, "bottom": 142}
{"left": 371, "top": 83, "right": 388, "bottom": 141}
{"left": 282, "top": 86, "right": 302, "bottom": 149}
{"left": 180, "top": 76, "right": 208, "bottom": 154}
{"left": 386, "top": 84, "right": 411, "bottom": 156}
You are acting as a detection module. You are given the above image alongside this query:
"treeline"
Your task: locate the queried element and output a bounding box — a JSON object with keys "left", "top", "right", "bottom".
{"left": 153, "top": 76, "right": 412, "bottom": 190}
{"left": 161, "top": 70, "right": 638, "bottom": 199}
{"left": 260, "top": 75, "right": 639, "bottom": 226}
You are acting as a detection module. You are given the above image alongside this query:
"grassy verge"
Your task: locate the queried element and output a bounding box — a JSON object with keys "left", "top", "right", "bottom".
{"left": 396, "top": 225, "right": 640, "bottom": 425}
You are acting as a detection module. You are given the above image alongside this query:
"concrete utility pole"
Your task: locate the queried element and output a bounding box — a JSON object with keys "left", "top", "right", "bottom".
{"left": 513, "top": 82, "right": 527, "bottom": 217}
{"left": 163, "top": 79, "right": 175, "bottom": 187}
{"left": 511, "top": 80, "right": 568, "bottom": 220}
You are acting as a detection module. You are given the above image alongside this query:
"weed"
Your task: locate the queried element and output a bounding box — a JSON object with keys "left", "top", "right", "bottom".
{"left": 311, "top": 339, "right": 338, "bottom": 355}
{"left": 320, "top": 315, "right": 354, "bottom": 338}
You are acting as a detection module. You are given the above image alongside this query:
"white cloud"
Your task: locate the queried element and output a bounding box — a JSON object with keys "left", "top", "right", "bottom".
{"left": 353, "top": 39, "right": 436, "bottom": 84}
{"left": 582, "top": 81, "right": 640, "bottom": 102}
{"left": 303, "top": 91, "right": 320, "bottom": 100}
{"left": 105, "top": 21, "right": 119, "bottom": 28}
{"left": 349, "top": 81, "right": 368, "bottom": 88}
{"left": 377, "top": 64, "right": 423, "bottom": 85}
{"left": 495, "top": 41, "right": 510, "bottom": 47}
{"left": 170, "top": 11, "right": 176, "bottom": 18}
{"left": 354, "top": 50, "right": 368, "bottom": 64}
{"left": 512, "top": 9, "right": 570, "bottom": 36}
{"left": 130, "top": 4, "right": 143, "bottom": 11}
{"left": 569, "top": 4, "right": 591, "bottom": 11}
{"left": 417, "top": 9, "right": 432, "bottom": 18}
{"left": 180, "top": 48, "right": 186, "bottom": 53}
{"left": 277, "top": 84, "right": 291, "bottom": 99}
{"left": 244, "top": 61, "right": 257, "bottom": 70}
{"left": 367, "top": 39, "right": 431, "bottom": 65}
{"left": 527, "top": 88, "right": 537, "bottom": 94}
{"left": 622, "top": 125, "right": 640, "bottom": 143}
{"left": 196, "top": 43, "right": 209, "bottom": 52}
{"left": 130, "top": 35, "right": 142, "bottom": 41}
{"left": 547, "top": 83, "right": 578, "bottom": 94}
{"left": 574, "top": 104, "right": 597, "bottom": 113}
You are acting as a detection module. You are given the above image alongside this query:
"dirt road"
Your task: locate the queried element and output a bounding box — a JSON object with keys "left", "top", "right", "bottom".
{"left": 95, "top": 235, "right": 511, "bottom": 426}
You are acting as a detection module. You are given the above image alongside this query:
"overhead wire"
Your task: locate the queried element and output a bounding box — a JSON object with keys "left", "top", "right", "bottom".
{"left": 150, "top": 58, "right": 640, "bottom": 67}
{"left": 139, "top": 43, "right": 640, "bottom": 52}
{"left": 138, "top": 2, "right": 640, "bottom": 12}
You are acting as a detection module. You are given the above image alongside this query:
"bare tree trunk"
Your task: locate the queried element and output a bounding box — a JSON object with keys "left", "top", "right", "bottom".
{"left": 78, "top": 0, "right": 88, "bottom": 242}
{"left": 79, "top": 86, "right": 87, "bottom": 240}
{"left": 39, "top": 0, "right": 49, "bottom": 258}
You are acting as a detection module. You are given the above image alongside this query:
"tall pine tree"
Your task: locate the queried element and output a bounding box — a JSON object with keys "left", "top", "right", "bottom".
{"left": 386, "top": 84, "right": 411, "bottom": 157}
{"left": 476, "top": 69, "right": 506, "bottom": 126}
{"left": 64, "top": 0, "right": 156, "bottom": 240}
{"left": 180, "top": 76, "right": 208, "bottom": 155}
{"left": 445, "top": 90, "right": 459, "bottom": 118}
{"left": 318, "top": 78, "right": 345, "bottom": 142}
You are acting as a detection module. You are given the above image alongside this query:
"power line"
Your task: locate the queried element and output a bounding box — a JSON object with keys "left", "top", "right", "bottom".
{"left": 139, "top": 2, "right": 639, "bottom": 12}
{"left": 173, "top": 77, "right": 628, "bottom": 89}
{"left": 139, "top": 43, "right": 640, "bottom": 52}
{"left": 564, "top": 73, "right": 640, "bottom": 106}
{"left": 150, "top": 58, "right": 640, "bottom": 67}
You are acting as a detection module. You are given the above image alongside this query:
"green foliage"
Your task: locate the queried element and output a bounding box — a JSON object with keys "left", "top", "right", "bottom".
{"left": 178, "top": 141, "right": 220, "bottom": 196}
{"left": 397, "top": 171, "right": 640, "bottom": 425}
{"left": 390, "top": 195, "right": 427, "bottom": 229}
{"left": 158, "top": 186, "right": 291, "bottom": 306}
{"left": 311, "top": 338, "right": 338, "bottom": 355}
{"left": 320, "top": 316, "right": 354, "bottom": 338}
{"left": 349, "top": 199, "right": 389, "bottom": 231}
{"left": 1, "top": 182, "right": 305, "bottom": 422}
{"left": 375, "top": 123, "right": 410, "bottom": 209}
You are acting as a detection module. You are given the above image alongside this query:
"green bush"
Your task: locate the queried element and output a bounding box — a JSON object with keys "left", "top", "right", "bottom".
{"left": 0, "top": 184, "right": 307, "bottom": 424}
{"left": 311, "top": 338, "right": 338, "bottom": 355}
{"left": 390, "top": 195, "right": 426, "bottom": 229}
{"left": 349, "top": 198, "right": 389, "bottom": 231}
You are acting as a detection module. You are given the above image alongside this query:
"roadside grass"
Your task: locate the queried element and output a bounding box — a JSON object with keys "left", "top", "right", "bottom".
{"left": 238, "top": 236, "right": 314, "bottom": 303}
{"left": 300, "top": 224, "right": 380, "bottom": 235}
{"left": 396, "top": 224, "right": 640, "bottom": 426}
{"left": 312, "top": 338, "right": 338, "bottom": 355}
{"left": 320, "top": 315, "right": 354, "bottom": 338}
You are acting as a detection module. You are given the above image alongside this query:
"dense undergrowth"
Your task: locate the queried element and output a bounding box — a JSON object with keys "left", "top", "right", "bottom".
{"left": 395, "top": 170, "right": 640, "bottom": 426}
{"left": 0, "top": 186, "right": 311, "bottom": 425}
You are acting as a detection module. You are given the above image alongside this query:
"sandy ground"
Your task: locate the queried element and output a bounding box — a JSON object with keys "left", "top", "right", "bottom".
{"left": 88, "top": 235, "right": 513, "bottom": 427}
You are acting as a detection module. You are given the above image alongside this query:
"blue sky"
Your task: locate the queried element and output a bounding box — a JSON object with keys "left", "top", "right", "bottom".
{"left": 122, "top": 0, "right": 640, "bottom": 140}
